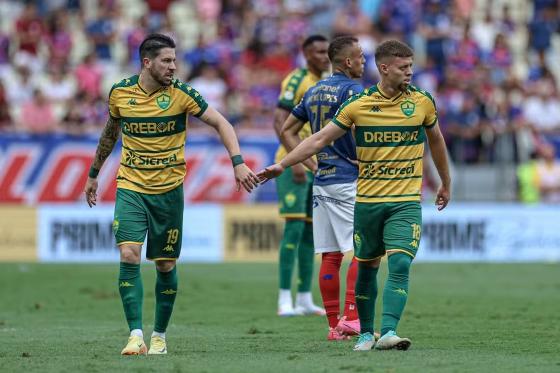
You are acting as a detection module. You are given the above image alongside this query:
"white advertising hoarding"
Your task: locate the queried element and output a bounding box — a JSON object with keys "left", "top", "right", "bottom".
{"left": 417, "top": 204, "right": 560, "bottom": 262}
{"left": 38, "top": 204, "right": 223, "bottom": 262}
{"left": 36, "top": 203, "right": 560, "bottom": 263}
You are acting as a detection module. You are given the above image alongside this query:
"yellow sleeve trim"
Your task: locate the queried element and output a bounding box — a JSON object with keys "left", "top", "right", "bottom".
{"left": 332, "top": 118, "right": 351, "bottom": 130}
{"left": 424, "top": 118, "right": 438, "bottom": 128}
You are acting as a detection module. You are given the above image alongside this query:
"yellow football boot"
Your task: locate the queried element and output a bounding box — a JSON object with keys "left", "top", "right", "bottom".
{"left": 148, "top": 336, "right": 167, "bottom": 355}
{"left": 121, "top": 335, "right": 147, "bottom": 356}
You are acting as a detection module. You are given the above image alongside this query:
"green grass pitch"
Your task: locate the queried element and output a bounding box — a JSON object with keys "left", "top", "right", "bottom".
{"left": 1, "top": 262, "right": 559, "bottom": 372}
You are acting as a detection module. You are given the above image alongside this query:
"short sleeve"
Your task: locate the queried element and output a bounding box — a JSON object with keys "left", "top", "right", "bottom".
{"left": 291, "top": 98, "right": 308, "bottom": 122}
{"left": 344, "top": 83, "right": 365, "bottom": 102}
{"left": 108, "top": 86, "right": 120, "bottom": 119}
{"left": 277, "top": 70, "right": 306, "bottom": 111}
{"left": 277, "top": 81, "right": 298, "bottom": 111}
{"left": 422, "top": 92, "right": 438, "bottom": 128}
{"left": 176, "top": 82, "right": 208, "bottom": 117}
{"left": 332, "top": 97, "right": 357, "bottom": 131}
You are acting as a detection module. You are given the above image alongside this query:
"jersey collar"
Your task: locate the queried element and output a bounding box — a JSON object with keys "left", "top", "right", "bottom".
{"left": 137, "top": 75, "right": 167, "bottom": 96}
{"left": 376, "top": 83, "right": 405, "bottom": 101}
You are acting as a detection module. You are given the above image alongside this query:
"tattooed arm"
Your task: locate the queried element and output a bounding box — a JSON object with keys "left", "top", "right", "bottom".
{"left": 84, "top": 116, "right": 121, "bottom": 207}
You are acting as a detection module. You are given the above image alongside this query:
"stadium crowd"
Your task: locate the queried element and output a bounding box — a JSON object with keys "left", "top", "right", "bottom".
{"left": 0, "top": 0, "right": 560, "bottom": 168}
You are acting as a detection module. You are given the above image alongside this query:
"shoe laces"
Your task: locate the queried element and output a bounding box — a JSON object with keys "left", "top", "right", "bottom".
{"left": 151, "top": 336, "right": 166, "bottom": 349}
{"left": 356, "top": 332, "right": 373, "bottom": 344}
{"left": 384, "top": 330, "right": 396, "bottom": 338}
{"left": 128, "top": 335, "right": 143, "bottom": 344}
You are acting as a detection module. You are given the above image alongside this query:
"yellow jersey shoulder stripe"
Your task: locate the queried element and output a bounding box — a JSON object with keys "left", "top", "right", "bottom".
{"left": 278, "top": 68, "right": 308, "bottom": 111}
{"left": 333, "top": 89, "right": 369, "bottom": 120}
{"left": 409, "top": 85, "right": 436, "bottom": 106}
{"left": 109, "top": 75, "right": 139, "bottom": 97}
{"left": 173, "top": 79, "right": 208, "bottom": 117}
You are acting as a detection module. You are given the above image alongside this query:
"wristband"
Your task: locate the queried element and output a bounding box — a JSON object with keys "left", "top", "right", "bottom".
{"left": 231, "top": 155, "right": 244, "bottom": 167}
{"left": 89, "top": 166, "right": 100, "bottom": 178}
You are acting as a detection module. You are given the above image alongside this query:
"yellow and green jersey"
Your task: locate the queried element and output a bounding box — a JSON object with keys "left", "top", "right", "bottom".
{"left": 332, "top": 84, "right": 437, "bottom": 203}
{"left": 274, "top": 67, "right": 321, "bottom": 164}
{"left": 108, "top": 75, "right": 208, "bottom": 194}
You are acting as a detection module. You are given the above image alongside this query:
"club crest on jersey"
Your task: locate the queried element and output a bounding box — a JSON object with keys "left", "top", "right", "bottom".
{"left": 156, "top": 93, "right": 171, "bottom": 110}
{"left": 400, "top": 99, "right": 415, "bottom": 117}
{"left": 283, "top": 90, "right": 294, "bottom": 101}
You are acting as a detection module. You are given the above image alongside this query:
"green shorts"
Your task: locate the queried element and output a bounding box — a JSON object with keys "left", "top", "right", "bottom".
{"left": 113, "top": 185, "right": 184, "bottom": 260}
{"left": 275, "top": 167, "right": 313, "bottom": 220}
{"left": 353, "top": 201, "right": 422, "bottom": 260}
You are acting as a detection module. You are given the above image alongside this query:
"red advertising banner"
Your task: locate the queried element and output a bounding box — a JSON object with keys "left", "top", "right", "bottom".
{"left": 0, "top": 134, "right": 278, "bottom": 204}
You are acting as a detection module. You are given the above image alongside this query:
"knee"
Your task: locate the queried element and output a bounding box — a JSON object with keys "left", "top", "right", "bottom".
{"left": 155, "top": 260, "right": 176, "bottom": 273}
{"left": 388, "top": 253, "right": 412, "bottom": 276}
{"left": 358, "top": 256, "right": 381, "bottom": 269}
{"left": 120, "top": 245, "right": 141, "bottom": 264}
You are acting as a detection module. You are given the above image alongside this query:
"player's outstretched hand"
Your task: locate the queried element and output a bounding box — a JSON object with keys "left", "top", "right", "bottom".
{"left": 84, "top": 177, "right": 98, "bottom": 208}
{"left": 234, "top": 163, "right": 260, "bottom": 193}
{"left": 256, "top": 163, "right": 285, "bottom": 183}
{"left": 435, "top": 184, "right": 450, "bottom": 211}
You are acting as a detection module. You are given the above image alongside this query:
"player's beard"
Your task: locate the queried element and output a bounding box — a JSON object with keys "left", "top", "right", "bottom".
{"left": 149, "top": 67, "right": 173, "bottom": 87}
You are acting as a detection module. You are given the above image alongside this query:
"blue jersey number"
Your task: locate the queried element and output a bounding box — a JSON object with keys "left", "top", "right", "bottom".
{"left": 309, "top": 104, "right": 332, "bottom": 133}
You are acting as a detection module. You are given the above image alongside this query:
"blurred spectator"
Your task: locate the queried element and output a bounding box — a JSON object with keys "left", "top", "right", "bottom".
{"left": 446, "top": 94, "right": 482, "bottom": 164}
{"left": 332, "top": 0, "right": 372, "bottom": 37}
{"left": 498, "top": 4, "right": 516, "bottom": 35}
{"left": 189, "top": 64, "right": 228, "bottom": 114}
{"left": 418, "top": 0, "right": 452, "bottom": 71}
{"left": 124, "top": 15, "right": 148, "bottom": 67}
{"left": 485, "top": 89, "right": 523, "bottom": 163}
{"left": 38, "top": 66, "right": 77, "bottom": 104}
{"left": 0, "top": 31, "right": 10, "bottom": 71}
{"left": 81, "top": 91, "right": 108, "bottom": 129}
{"left": 60, "top": 93, "right": 87, "bottom": 135}
{"left": 16, "top": 89, "right": 58, "bottom": 134}
{"left": 184, "top": 34, "right": 222, "bottom": 69}
{"left": 378, "top": 0, "right": 420, "bottom": 45}
{"left": 414, "top": 56, "right": 441, "bottom": 94}
{"left": 74, "top": 53, "right": 103, "bottom": 98}
{"left": 2, "top": 64, "right": 37, "bottom": 104}
{"left": 527, "top": 52, "right": 555, "bottom": 82}
{"left": 86, "top": 5, "right": 116, "bottom": 61}
{"left": 528, "top": 4, "right": 559, "bottom": 55}
{"left": 535, "top": 142, "right": 560, "bottom": 203}
{"left": 146, "top": 0, "right": 174, "bottom": 31}
{"left": 488, "top": 33, "right": 512, "bottom": 86}
{"left": 448, "top": 22, "right": 481, "bottom": 81}
{"left": 14, "top": 2, "right": 44, "bottom": 73}
{"left": 45, "top": 9, "right": 73, "bottom": 69}
{"left": 523, "top": 79, "right": 560, "bottom": 136}
{"left": 470, "top": 7, "right": 497, "bottom": 56}
{"left": 0, "top": 0, "right": 558, "bottom": 172}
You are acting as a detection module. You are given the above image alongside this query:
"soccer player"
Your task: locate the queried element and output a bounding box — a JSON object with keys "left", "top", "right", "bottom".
{"left": 273, "top": 35, "right": 331, "bottom": 316}
{"left": 258, "top": 40, "right": 451, "bottom": 351}
{"left": 83, "top": 33, "right": 259, "bottom": 355}
{"left": 279, "top": 35, "right": 365, "bottom": 340}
